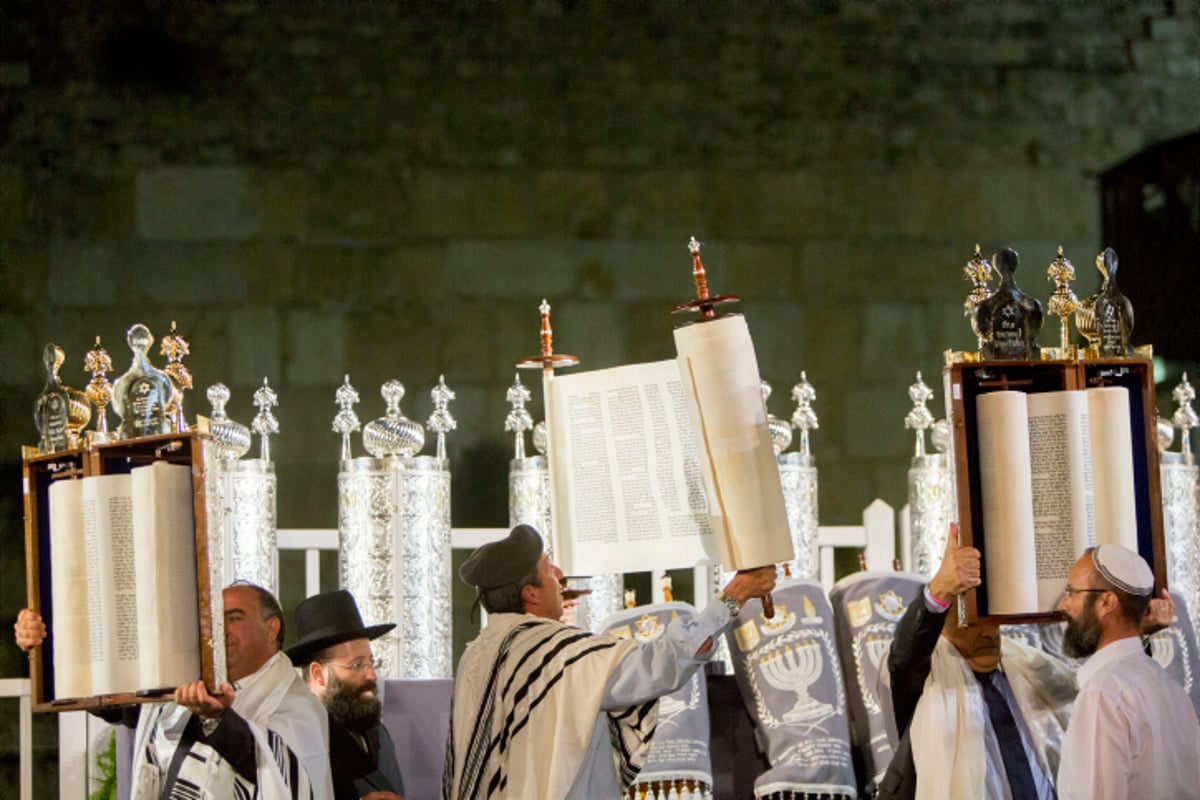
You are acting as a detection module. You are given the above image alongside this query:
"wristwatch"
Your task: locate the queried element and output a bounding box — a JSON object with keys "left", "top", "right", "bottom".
{"left": 716, "top": 590, "right": 741, "bottom": 617}
{"left": 200, "top": 716, "right": 221, "bottom": 737}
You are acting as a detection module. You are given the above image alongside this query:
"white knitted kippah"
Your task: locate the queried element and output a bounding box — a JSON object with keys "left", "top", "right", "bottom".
{"left": 1092, "top": 544, "right": 1154, "bottom": 596}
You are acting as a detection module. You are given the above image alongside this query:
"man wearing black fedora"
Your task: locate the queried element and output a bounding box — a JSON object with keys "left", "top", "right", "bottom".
{"left": 287, "top": 590, "right": 406, "bottom": 800}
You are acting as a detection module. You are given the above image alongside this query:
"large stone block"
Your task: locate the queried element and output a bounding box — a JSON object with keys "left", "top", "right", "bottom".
{"left": 552, "top": 300, "right": 625, "bottom": 370}
{"left": 0, "top": 165, "right": 27, "bottom": 241}
{"left": 404, "top": 172, "right": 534, "bottom": 238}
{"left": 227, "top": 307, "right": 282, "bottom": 387}
{"left": 0, "top": 244, "right": 48, "bottom": 308}
{"left": 446, "top": 240, "right": 577, "bottom": 299}
{"left": 137, "top": 166, "right": 260, "bottom": 242}
{"left": 285, "top": 308, "right": 347, "bottom": 386}
{"left": 861, "top": 302, "right": 936, "bottom": 381}
{"left": 47, "top": 244, "right": 118, "bottom": 306}
{"left": 126, "top": 243, "right": 250, "bottom": 305}
{"left": 0, "top": 312, "right": 37, "bottom": 388}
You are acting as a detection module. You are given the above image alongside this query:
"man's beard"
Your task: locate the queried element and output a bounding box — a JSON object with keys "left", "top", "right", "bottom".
{"left": 325, "top": 672, "right": 382, "bottom": 733}
{"left": 1062, "top": 600, "right": 1102, "bottom": 658}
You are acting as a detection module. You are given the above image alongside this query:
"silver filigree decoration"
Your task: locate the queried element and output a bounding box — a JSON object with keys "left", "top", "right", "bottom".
{"left": 762, "top": 380, "right": 793, "bottom": 456}
{"left": 333, "top": 375, "right": 361, "bottom": 462}
{"left": 532, "top": 420, "right": 548, "bottom": 456}
{"left": 207, "top": 383, "right": 252, "bottom": 460}
{"left": 363, "top": 380, "right": 425, "bottom": 458}
{"left": 790, "top": 372, "right": 819, "bottom": 457}
{"left": 904, "top": 372, "right": 935, "bottom": 458}
{"left": 505, "top": 374, "right": 534, "bottom": 460}
{"left": 427, "top": 375, "right": 456, "bottom": 462}
{"left": 251, "top": 378, "right": 279, "bottom": 463}
{"left": 1173, "top": 373, "right": 1198, "bottom": 458}
{"left": 222, "top": 461, "right": 278, "bottom": 595}
{"left": 909, "top": 463, "right": 955, "bottom": 577}
{"left": 930, "top": 419, "right": 951, "bottom": 455}
{"left": 338, "top": 460, "right": 452, "bottom": 679}
{"left": 779, "top": 461, "right": 819, "bottom": 580}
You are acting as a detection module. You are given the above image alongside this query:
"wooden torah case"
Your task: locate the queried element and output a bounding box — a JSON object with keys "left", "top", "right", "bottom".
{"left": 947, "top": 359, "right": 1165, "bottom": 625}
{"left": 23, "top": 430, "right": 221, "bottom": 712}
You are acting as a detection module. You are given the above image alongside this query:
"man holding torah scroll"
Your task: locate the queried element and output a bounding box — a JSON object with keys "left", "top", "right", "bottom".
{"left": 441, "top": 523, "right": 776, "bottom": 800}
{"left": 1056, "top": 545, "right": 1200, "bottom": 800}
{"left": 878, "top": 527, "right": 1077, "bottom": 800}
{"left": 16, "top": 582, "right": 333, "bottom": 800}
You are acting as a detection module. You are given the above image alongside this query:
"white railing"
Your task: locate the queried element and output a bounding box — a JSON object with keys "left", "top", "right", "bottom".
{"left": 39, "top": 506, "right": 899, "bottom": 799}
{"left": 0, "top": 677, "right": 32, "bottom": 800}
{"left": 276, "top": 528, "right": 339, "bottom": 596}
{"left": 281, "top": 506, "right": 900, "bottom": 600}
{"left": 817, "top": 498, "right": 898, "bottom": 591}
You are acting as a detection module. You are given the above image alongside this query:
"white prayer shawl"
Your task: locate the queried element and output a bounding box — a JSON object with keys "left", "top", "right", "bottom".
{"left": 131, "top": 651, "right": 331, "bottom": 800}
{"left": 910, "top": 637, "right": 1076, "bottom": 800}
{"left": 443, "top": 613, "right": 658, "bottom": 800}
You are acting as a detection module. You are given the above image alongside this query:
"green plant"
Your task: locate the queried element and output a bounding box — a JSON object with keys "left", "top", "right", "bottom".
{"left": 89, "top": 730, "right": 117, "bottom": 800}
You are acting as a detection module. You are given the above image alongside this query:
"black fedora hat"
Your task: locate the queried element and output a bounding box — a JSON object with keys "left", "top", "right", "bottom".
{"left": 284, "top": 590, "right": 395, "bottom": 666}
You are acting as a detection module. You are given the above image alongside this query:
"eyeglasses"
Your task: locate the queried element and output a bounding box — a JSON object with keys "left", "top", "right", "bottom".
{"left": 1061, "top": 586, "right": 1110, "bottom": 597}
{"left": 322, "top": 657, "right": 381, "bottom": 673}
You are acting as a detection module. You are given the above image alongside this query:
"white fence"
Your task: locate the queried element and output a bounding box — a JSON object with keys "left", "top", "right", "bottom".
{"left": 34, "top": 500, "right": 902, "bottom": 799}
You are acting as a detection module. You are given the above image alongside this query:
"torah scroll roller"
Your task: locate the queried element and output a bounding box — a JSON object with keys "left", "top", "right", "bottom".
{"left": 672, "top": 238, "right": 795, "bottom": 617}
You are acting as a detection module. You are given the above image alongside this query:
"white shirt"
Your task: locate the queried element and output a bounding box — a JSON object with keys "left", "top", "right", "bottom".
{"left": 1059, "top": 636, "right": 1200, "bottom": 800}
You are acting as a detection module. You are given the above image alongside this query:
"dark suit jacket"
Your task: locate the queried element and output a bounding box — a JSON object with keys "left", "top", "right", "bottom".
{"left": 330, "top": 716, "right": 406, "bottom": 800}
{"left": 876, "top": 594, "right": 951, "bottom": 800}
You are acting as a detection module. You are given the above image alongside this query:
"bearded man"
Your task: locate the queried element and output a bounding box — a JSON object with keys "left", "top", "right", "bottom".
{"left": 287, "top": 590, "right": 406, "bottom": 800}
{"left": 1056, "top": 544, "right": 1200, "bottom": 800}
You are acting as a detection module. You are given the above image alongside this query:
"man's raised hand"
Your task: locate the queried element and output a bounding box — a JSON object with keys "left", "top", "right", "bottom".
{"left": 14, "top": 609, "right": 46, "bottom": 653}
{"left": 927, "top": 522, "right": 981, "bottom": 605}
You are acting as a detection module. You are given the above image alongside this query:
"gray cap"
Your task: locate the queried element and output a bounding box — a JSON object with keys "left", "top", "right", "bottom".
{"left": 460, "top": 524, "right": 543, "bottom": 589}
{"left": 1092, "top": 544, "right": 1154, "bottom": 596}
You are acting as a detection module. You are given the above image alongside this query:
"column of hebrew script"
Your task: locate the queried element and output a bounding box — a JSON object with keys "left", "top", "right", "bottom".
{"left": 83, "top": 473, "right": 139, "bottom": 695}
{"left": 133, "top": 461, "right": 200, "bottom": 689}
{"left": 976, "top": 386, "right": 1140, "bottom": 615}
{"left": 48, "top": 479, "right": 91, "bottom": 699}
{"left": 546, "top": 360, "right": 717, "bottom": 576}
{"left": 1027, "top": 391, "right": 1094, "bottom": 612}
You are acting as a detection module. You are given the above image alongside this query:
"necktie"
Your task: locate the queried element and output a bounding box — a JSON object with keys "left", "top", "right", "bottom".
{"left": 978, "top": 670, "right": 1040, "bottom": 799}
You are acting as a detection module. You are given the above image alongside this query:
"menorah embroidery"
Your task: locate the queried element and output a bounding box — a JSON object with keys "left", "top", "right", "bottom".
{"left": 853, "top": 625, "right": 894, "bottom": 714}
{"left": 1151, "top": 631, "right": 1177, "bottom": 670}
{"left": 758, "top": 639, "right": 835, "bottom": 725}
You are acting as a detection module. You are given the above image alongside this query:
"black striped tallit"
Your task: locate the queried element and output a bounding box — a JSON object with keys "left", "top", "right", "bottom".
{"left": 444, "top": 619, "right": 657, "bottom": 799}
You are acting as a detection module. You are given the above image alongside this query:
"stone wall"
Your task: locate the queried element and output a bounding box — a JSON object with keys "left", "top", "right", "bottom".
{"left": 0, "top": 4, "right": 1196, "bottom": 776}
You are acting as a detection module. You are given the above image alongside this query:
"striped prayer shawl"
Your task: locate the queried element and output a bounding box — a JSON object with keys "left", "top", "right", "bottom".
{"left": 443, "top": 614, "right": 658, "bottom": 799}
{"left": 131, "top": 652, "right": 328, "bottom": 800}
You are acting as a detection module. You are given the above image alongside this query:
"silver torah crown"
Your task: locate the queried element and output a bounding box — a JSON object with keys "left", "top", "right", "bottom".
{"left": 207, "top": 383, "right": 251, "bottom": 459}
{"left": 761, "top": 380, "right": 793, "bottom": 456}
{"left": 363, "top": 379, "right": 425, "bottom": 458}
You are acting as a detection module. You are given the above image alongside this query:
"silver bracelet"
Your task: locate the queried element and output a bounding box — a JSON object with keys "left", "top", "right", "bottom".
{"left": 716, "top": 590, "right": 741, "bottom": 617}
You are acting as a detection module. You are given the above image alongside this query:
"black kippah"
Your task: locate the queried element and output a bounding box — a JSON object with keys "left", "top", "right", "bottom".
{"left": 459, "top": 524, "right": 543, "bottom": 589}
